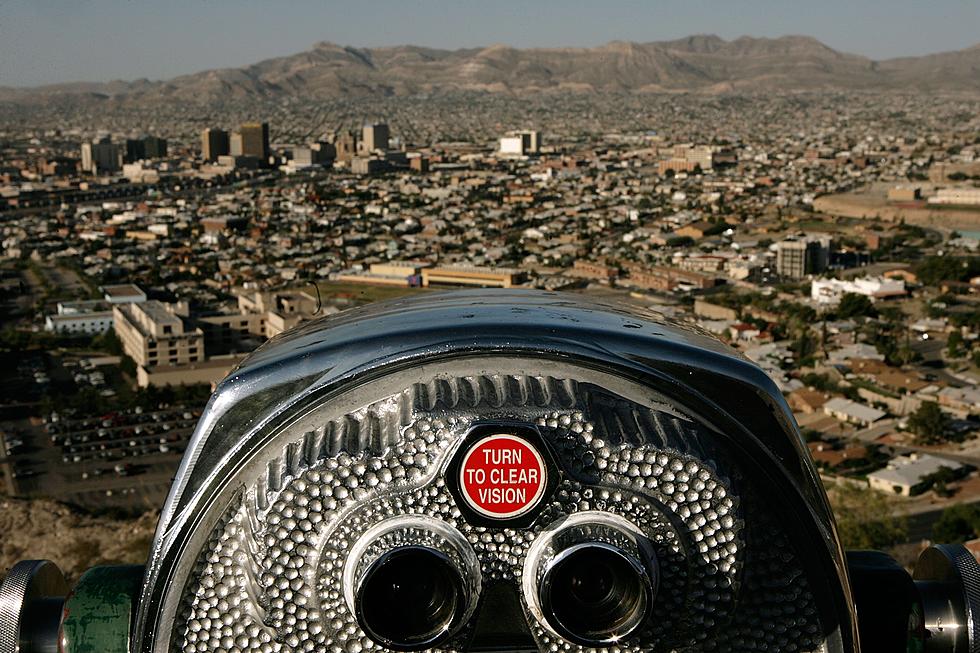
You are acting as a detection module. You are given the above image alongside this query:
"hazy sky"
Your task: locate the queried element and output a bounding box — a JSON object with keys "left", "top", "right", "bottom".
{"left": 2, "top": 0, "right": 978, "bottom": 87}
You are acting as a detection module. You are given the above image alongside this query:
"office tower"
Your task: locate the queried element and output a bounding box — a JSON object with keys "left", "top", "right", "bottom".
{"left": 81, "top": 143, "right": 93, "bottom": 172}
{"left": 143, "top": 136, "right": 168, "bottom": 159}
{"left": 336, "top": 131, "right": 358, "bottom": 162}
{"left": 522, "top": 130, "right": 542, "bottom": 154}
{"left": 125, "top": 138, "right": 146, "bottom": 163}
{"left": 293, "top": 142, "right": 337, "bottom": 167}
{"left": 229, "top": 132, "right": 244, "bottom": 157}
{"left": 361, "top": 123, "right": 389, "bottom": 152}
{"left": 95, "top": 142, "right": 122, "bottom": 173}
{"left": 312, "top": 141, "right": 336, "bottom": 163}
{"left": 202, "top": 128, "right": 230, "bottom": 161}
{"left": 239, "top": 122, "right": 270, "bottom": 160}
{"left": 499, "top": 130, "right": 543, "bottom": 156}
{"left": 81, "top": 138, "right": 122, "bottom": 174}
{"left": 775, "top": 238, "right": 831, "bottom": 279}
{"left": 499, "top": 135, "right": 526, "bottom": 155}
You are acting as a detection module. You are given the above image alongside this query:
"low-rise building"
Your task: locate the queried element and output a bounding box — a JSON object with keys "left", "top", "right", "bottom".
{"left": 823, "top": 397, "right": 886, "bottom": 426}
{"left": 102, "top": 284, "right": 147, "bottom": 304}
{"left": 936, "top": 386, "right": 980, "bottom": 417}
{"left": 136, "top": 354, "right": 248, "bottom": 389}
{"left": 44, "top": 301, "right": 114, "bottom": 334}
{"left": 566, "top": 260, "right": 617, "bottom": 282}
{"left": 335, "top": 261, "right": 428, "bottom": 286}
{"left": 46, "top": 285, "right": 147, "bottom": 334}
{"left": 868, "top": 453, "right": 965, "bottom": 496}
{"left": 811, "top": 276, "right": 906, "bottom": 305}
{"left": 625, "top": 264, "right": 719, "bottom": 292}
{"left": 788, "top": 388, "right": 831, "bottom": 414}
{"left": 422, "top": 265, "right": 523, "bottom": 288}
{"left": 928, "top": 188, "right": 980, "bottom": 206}
{"left": 234, "top": 288, "right": 323, "bottom": 338}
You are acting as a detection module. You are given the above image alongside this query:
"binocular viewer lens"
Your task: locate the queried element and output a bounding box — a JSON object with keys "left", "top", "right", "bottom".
{"left": 356, "top": 546, "right": 465, "bottom": 650}
{"left": 346, "top": 513, "right": 657, "bottom": 649}
{"left": 541, "top": 542, "right": 652, "bottom": 645}
{"left": 522, "top": 513, "right": 659, "bottom": 647}
{"left": 344, "top": 516, "right": 482, "bottom": 650}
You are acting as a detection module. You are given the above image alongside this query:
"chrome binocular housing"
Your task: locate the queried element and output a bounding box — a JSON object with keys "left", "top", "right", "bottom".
{"left": 3, "top": 290, "right": 979, "bottom": 652}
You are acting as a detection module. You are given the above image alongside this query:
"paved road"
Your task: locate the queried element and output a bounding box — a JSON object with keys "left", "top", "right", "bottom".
{"left": 900, "top": 496, "right": 980, "bottom": 542}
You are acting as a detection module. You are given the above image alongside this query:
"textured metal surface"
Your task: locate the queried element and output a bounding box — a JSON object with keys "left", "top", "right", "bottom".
{"left": 166, "top": 371, "right": 823, "bottom": 652}
{"left": 131, "top": 290, "right": 854, "bottom": 652}
{"left": 0, "top": 560, "right": 67, "bottom": 653}
{"left": 59, "top": 565, "right": 144, "bottom": 653}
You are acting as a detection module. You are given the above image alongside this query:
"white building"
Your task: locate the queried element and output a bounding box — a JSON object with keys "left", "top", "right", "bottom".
{"left": 44, "top": 301, "right": 114, "bottom": 334}
{"left": 928, "top": 188, "right": 980, "bottom": 206}
{"left": 811, "top": 276, "right": 906, "bottom": 305}
{"left": 44, "top": 285, "right": 146, "bottom": 335}
{"left": 499, "top": 136, "right": 526, "bottom": 156}
{"left": 868, "top": 454, "right": 964, "bottom": 496}
{"left": 823, "top": 397, "right": 886, "bottom": 426}
{"left": 499, "top": 130, "right": 542, "bottom": 156}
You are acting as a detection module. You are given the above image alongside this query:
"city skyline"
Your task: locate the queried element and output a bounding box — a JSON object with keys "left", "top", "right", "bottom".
{"left": 2, "top": 0, "right": 980, "bottom": 87}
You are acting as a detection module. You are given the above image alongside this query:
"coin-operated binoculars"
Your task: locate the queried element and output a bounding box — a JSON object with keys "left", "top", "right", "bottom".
{"left": 3, "top": 290, "right": 979, "bottom": 652}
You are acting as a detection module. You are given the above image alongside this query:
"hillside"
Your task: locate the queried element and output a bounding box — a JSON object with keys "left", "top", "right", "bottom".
{"left": 2, "top": 35, "right": 978, "bottom": 105}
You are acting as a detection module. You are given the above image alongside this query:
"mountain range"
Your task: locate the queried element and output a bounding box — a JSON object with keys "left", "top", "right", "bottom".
{"left": 2, "top": 35, "right": 979, "bottom": 104}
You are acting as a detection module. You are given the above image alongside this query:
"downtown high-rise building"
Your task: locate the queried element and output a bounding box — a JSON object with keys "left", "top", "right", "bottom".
{"left": 361, "top": 123, "right": 389, "bottom": 152}
{"left": 124, "top": 135, "right": 168, "bottom": 163}
{"left": 336, "top": 131, "right": 358, "bottom": 162}
{"left": 498, "top": 130, "right": 543, "bottom": 156}
{"left": 201, "top": 128, "right": 230, "bottom": 161}
{"left": 775, "top": 238, "right": 832, "bottom": 279}
{"left": 143, "top": 136, "right": 168, "bottom": 158}
{"left": 239, "top": 122, "right": 270, "bottom": 160}
{"left": 125, "top": 138, "right": 146, "bottom": 163}
{"left": 81, "top": 138, "right": 122, "bottom": 174}
{"left": 229, "top": 132, "right": 244, "bottom": 157}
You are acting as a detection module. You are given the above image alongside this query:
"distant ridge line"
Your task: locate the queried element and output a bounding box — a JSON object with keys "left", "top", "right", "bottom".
{"left": 2, "top": 34, "right": 979, "bottom": 103}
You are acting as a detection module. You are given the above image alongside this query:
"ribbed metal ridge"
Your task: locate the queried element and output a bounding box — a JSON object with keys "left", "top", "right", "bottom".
{"left": 251, "top": 373, "right": 702, "bottom": 504}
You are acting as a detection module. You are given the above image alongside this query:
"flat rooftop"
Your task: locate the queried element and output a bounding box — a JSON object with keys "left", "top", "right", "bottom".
{"left": 102, "top": 283, "right": 146, "bottom": 299}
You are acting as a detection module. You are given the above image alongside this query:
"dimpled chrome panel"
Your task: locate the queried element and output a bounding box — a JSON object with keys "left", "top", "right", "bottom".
{"left": 171, "top": 372, "right": 826, "bottom": 652}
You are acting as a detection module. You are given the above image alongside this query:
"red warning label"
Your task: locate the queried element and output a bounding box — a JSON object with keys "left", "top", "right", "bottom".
{"left": 458, "top": 433, "right": 547, "bottom": 519}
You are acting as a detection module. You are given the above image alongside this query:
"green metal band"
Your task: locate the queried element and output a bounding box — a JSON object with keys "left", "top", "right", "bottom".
{"left": 59, "top": 565, "right": 144, "bottom": 653}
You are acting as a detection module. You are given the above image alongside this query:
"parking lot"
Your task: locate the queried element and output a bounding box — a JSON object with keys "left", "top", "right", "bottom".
{"left": 1, "top": 406, "right": 199, "bottom": 511}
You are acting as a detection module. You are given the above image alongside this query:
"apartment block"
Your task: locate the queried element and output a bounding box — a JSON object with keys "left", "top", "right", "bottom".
{"left": 113, "top": 300, "right": 204, "bottom": 369}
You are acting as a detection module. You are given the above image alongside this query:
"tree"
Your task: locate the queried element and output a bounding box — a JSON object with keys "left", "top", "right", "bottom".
{"left": 915, "top": 256, "right": 980, "bottom": 286}
{"left": 933, "top": 503, "right": 980, "bottom": 543}
{"left": 836, "top": 293, "right": 876, "bottom": 319}
{"left": 828, "top": 482, "right": 907, "bottom": 549}
{"left": 907, "top": 402, "right": 952, "bottom": 445}
{"left": 918, "top": 466, "right": 959, "bottom": 497}
{"left": 792, "top": 331, "right": 818, "bottom": 364}
{"left": 665, "top": 236, "right": 694, "bottom": 248}
{"left": 947, "top": 331, "right": 964, "bottom": 358}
